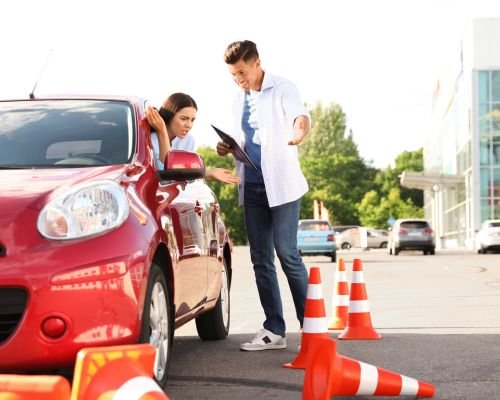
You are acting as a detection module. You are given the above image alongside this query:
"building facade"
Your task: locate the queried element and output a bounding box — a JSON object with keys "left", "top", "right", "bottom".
{"left": 401, "top": 18, "right": 500, "bottom": 250}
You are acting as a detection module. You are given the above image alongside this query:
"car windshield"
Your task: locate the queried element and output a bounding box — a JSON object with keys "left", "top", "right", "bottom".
{"left": 0, "top": 100, "right": 134, "bottom": 168}
{"left": 299, "top": 221, "right": 332, "bottom": 231}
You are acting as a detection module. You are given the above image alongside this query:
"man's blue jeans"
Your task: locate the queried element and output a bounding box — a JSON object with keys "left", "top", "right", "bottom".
{"left": 243, "top": 183, "right": 308, "bottom": 337}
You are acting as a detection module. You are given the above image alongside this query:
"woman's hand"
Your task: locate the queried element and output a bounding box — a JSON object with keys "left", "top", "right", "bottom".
{"left": 145, "top": 106, "right": 168, "bottom": 135}
{"left": 206, "top": 168, "right": 240, "bottom": 184}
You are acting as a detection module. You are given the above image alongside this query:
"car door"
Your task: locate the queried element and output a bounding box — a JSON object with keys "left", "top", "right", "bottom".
{"left": 159, "top": 179, "right": 209, "bottom": 316}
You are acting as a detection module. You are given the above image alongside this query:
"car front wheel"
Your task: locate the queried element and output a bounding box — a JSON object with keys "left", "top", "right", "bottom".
{"left": 196, "top": 258, "right": 230, "bottom": 340}
{"left": 139, "top": 263, "right": 172, "bottom": 389}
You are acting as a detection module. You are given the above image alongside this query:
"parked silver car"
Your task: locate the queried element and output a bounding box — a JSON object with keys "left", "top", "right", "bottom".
{"left": 476, "top": 219, "right": 500, "bottom": 253}
{"left": 338, "top": 227, "right": 389, "bottom": 250}
{"left": 388, "top": 218, "right": 435, "bottom": 255}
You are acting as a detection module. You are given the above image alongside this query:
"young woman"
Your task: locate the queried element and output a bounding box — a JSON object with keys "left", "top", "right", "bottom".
{"left": 146, "top": 92, "right": 239, "bottom": 184}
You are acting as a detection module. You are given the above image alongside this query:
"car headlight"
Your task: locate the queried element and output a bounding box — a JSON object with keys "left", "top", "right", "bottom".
{"left": 37, "top": 180, "right": 130, "bottom": 240}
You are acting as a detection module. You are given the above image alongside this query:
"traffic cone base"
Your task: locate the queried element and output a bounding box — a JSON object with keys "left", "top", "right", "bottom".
{"left": 71, "top": 344, "right": 169, "bottom": 400}
{"left": 302, "top": 336, "right": 435, "bottom": 399}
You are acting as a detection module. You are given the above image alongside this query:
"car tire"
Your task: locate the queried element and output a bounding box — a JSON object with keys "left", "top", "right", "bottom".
{"left": 380, "top": 242, "right": 388, "bottom": 249}
{"left": 342, "top": 242, "right": 351, "bottom": 250}
{"left": 196, "top": 258, "right": 230, "bottom": 340}
{"left": 430, "top": 248, "right": 435, "bottom": 255}
{"left": 331, "top": 251, "right": 336, "bottom": 263}
{"left": 139, "top": 263, "right": 172, "bottom": 389}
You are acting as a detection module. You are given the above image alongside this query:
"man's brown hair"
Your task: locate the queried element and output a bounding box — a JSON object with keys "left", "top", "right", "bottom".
{"left": 224, "top": 40, "right": 259, "bottom": 65}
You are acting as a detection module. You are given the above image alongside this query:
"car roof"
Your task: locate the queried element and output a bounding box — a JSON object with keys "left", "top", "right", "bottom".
{"left": 0, "top": 94, "right": 143, "bottom": 104}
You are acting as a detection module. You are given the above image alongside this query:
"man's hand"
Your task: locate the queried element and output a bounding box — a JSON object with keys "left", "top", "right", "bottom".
{"left": 216, "top": 141, "right": 233, "bottom": 156}
{"left": 288, "top": 115, "right": 310, "bottom": 145}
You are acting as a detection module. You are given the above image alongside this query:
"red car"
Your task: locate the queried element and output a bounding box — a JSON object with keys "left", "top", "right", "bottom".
{"left": 0, "top": 96, "right": 232, "bottom": 388}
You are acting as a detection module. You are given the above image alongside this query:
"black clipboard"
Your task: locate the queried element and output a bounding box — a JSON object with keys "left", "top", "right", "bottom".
{"left": 211, "top": 125, "right": 258, "bottom": 170}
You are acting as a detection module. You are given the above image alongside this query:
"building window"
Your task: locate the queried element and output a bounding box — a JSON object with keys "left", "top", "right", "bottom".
{"left": 478, "top": 70, "right": 500, "bottom": 221}
{"left": 492, "top": 71, "right": 500, "bottom": 101}
{"left": 479, "top": 71, "right": 490, "bottom": 103}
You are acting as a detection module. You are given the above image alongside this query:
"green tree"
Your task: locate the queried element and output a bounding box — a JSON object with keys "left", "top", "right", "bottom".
{"left": 359, "top": 149, "right": 424, "bottom": 228}
{"left": 196, "top": 146, "right": 246, "bottom": 245}
{"left": 358, "top": 188, "right": 423, "bottom": 228}
{"left": 299, "top": 102, "right": 377, "bottom": 224}
{"left": 375, "top": 148, "right": 424, "bottom": 207}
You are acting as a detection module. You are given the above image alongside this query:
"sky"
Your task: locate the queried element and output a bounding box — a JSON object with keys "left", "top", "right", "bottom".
{"left": 2, "top": 0, "right": 500, "bottom": 168}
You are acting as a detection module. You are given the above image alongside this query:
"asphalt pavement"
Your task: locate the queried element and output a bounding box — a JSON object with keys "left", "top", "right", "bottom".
{"left": 166, "top": 246, "right": 500, "bottom": 399}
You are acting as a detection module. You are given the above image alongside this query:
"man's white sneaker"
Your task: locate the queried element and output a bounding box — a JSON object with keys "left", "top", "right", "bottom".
{"left": 240, "top": 328, "right": 287, "bottom": 351}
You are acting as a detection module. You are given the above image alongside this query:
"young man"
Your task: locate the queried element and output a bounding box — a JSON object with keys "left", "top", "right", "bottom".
{"left": 216, "top": 40, "right": 310, "bottom": 351}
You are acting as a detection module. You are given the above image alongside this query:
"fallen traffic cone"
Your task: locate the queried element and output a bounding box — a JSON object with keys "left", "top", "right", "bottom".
{"left": 328, "top": 258, "right": 349, "bottom": 330}
{"left": 283, "top": 266, "right": 330, "bottom": 369}
{"left": 71, "top": 344, "right": 169, "bottom": 400}
{"left": 302, "top": 336, "right": 435, "bottom": 399}
{"left": 0, "top": 374, "right": 71, "bottom": 400}
{"left": 338, "top": 258, "right": 381, "bottom": 340}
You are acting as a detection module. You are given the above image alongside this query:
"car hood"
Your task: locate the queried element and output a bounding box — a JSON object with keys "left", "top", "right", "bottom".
{"left": 0, "top": 166, "right": 127, "bottom": 212}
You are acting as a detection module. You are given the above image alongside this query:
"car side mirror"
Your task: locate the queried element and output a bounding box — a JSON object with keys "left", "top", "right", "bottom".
{"left": 158, "top": 150, "right": 206, "bottom": 181}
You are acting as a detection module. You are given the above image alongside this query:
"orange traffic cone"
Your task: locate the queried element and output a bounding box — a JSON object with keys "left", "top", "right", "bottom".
{"left": 0, "top": 374, "right": 70, "bottom": 400}
{"left": 71, "top": 344, "right": 169, "bottom": 400}
{"left": 302, "top": 336, "right": 435, "bottom": 399}
{"left": 328, "top": 258, "right": 349, "bottom": 330}
{"left": 283, "top": 266, "right": 330, "bottom": 369}
{"left": 338, "top": 258, "right": 381, "bottom": 340}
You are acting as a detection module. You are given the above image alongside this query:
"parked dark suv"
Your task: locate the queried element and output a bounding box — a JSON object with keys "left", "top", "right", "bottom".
{"left": 388, "top": 218, "right": 435, "bottom": 255}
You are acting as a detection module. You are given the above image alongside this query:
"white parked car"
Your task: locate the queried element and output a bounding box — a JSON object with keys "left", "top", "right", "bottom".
{"left": 476, "top": 219, "right": 500, "bottom": 254}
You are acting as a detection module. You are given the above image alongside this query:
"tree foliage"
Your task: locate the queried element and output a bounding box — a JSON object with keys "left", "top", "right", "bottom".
{"left": 357, "top": 188, "right": 423, "bottom": 228}
{"left": 299, "top": 102, "right": 377, "bottom": 224}
{"left": 374, "top": 148, "right": 424, "bottom": 207}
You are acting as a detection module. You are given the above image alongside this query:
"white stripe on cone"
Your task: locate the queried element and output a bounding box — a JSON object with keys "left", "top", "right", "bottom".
{"left": 332, "top": 294, "right": 350, "bottom": 306}
{"left": 400, "top": 375, "right": 419, "bottom": 395}
{"left": 351, "top": 271, "right": 365, "bottom": 283}
{"left": 303, "top": 317, "right": 328, "bottom": 333}
{"left": 113, "top": 376, "right": 165, "bottom": 400}
{"left": 357, "top": 361, "right": 378, "bottom": 395}
{"left": 307, "top": 284, "right": 323, "bottom": 299}
{"left": 334, "top": 270, "right": 348, "bottom": 282}
{"left": 348, "top": 300, "right": 370, "bottom": 313}
{"left": 355, "top": 361, "right": 420, "bottom": 396}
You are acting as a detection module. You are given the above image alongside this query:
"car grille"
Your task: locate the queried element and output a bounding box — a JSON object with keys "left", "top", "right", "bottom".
{"left": 0, "top": 288, "right": 28, "bottom": 344}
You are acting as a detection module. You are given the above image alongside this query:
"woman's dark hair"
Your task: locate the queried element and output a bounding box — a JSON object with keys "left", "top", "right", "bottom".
{"left": 224, "top": 40, "right": 259, "bottom": 65}
{"left": 159, "top": 92, "right": 198, "bottom": 124}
